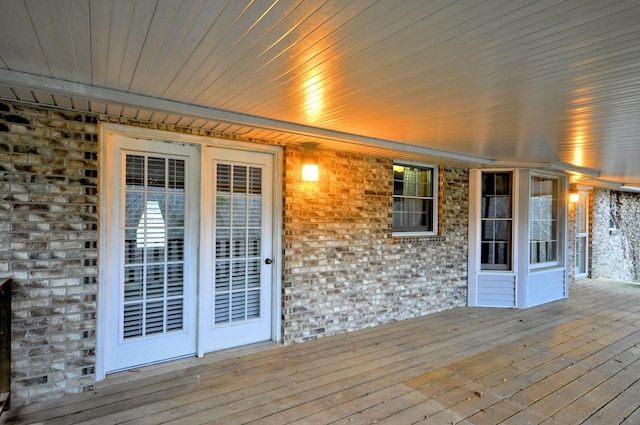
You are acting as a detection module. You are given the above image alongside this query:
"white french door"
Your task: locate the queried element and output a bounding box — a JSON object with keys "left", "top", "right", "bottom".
{"left": 101, "top": 131, "right": 276, "bottom": 375}
{"left": 199, "top": 147, "right": 274, "bottom": 353}
{"left": 103, "top": 137, "right": 200, "bottom": 372}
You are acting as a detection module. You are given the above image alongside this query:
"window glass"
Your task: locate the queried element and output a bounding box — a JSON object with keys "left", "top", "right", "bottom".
{"left": 530, "top": 175, "right": 559, "bottom": 266}
{"left": 481, "top": 172, "right": 512, "bottom": 270}
{"left": 123, "top": 154, "right": 186, "bottom": 338}
{"left": 393, "top": 163, "right": 436, "bottom": 234}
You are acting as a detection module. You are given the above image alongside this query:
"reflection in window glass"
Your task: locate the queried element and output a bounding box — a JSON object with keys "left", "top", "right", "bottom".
{"left": 393, "top": 163, "right": 436, "bottom": 234}
{"left": 215, "top": 164, "right": 263, "bottom": 324}
{"left": 122, "top": 154, "right": 186, "bottom": 338}
{"left": 530, "top": 176, "right": 559, "bottom": 265}
{"left": 481, "top": 172, "right": 512, "bottom": 270}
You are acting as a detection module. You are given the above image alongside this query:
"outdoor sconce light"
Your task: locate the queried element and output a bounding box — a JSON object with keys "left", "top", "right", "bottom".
{"left": 301, "top": 156, "right": 319, "bottom": 182}
{"left": 569, "top": 187, "right": 579, "bottom": 203}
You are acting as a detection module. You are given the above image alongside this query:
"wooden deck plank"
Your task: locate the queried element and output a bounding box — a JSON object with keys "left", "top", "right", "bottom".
{"left": 464, "top": 398, "right": 524, "bottom": 425}
{"left": 546, "top": 356, "right": 640, "bottom": 424}
{"left": 285, "top": 384, "right": 413, "bottom": 425}
{"left": 157, "top": 308, "right": 553, "bottom": 425}
{"left": 14, "top": 319, "right": 441, "bottom": 424}
{"left": 621, "top": 406, "right": 640, "bottom": 424}
{"left": 121, "top": 298, "right": 596, "bottom": 423}
{"left": 472, "top": 330, "right": 640, "bottom": 422}
{"left": 581, "top": 376, "right": 640, "bottom": 425}
{"left": 531, "top": 356, "right": 640, "bottom": 423}
{"left": 85, "top": 314, "right": 492, "bottom": 424}
{"left": 336, "top": 390, "right": 431, "bottom": 425}
{"left": 3, "top": 279, "right": 640, "bottom": 425}
{"left": 373, "top": 398, "right": 450, "bottom": 424}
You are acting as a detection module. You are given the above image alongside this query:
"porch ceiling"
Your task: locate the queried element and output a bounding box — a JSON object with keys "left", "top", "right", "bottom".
{"left": 1, "top": 1, "right": 640, "bottom": 188}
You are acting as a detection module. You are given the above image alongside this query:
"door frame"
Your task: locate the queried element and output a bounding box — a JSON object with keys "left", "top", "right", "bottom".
{"left": 96, "top": 123, "right": 283, "bottom": 381}
{"left": 198, "top": 146, "right": 276, "bottom": 356}
{"left": 574, "top": 189, "right": 590, "bottom": 279}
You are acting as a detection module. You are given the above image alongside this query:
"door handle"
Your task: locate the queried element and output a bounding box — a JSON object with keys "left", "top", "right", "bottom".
{"left": 265, "top": 258, "right": 273, "bottom": 265}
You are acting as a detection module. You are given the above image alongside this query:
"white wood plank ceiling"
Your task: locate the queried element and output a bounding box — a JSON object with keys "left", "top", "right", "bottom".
{"left": 1, "top": 0, "right": 640, "bottom": 187}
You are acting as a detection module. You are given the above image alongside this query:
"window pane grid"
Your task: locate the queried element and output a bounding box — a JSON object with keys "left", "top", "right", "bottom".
{"left": 393, "top": 164, "right": 436, "bottom": 233}
{"left": 214, "top": 163, "right": 263, "bottom": 325}
{"left": 480, "top": 172, "right": 513, "bottom": 270}
{"left": 122, "top": 154, "right": 186, "bottom": 339}
{"left": 530, "top": 175, "right": 559, "bottom": 265}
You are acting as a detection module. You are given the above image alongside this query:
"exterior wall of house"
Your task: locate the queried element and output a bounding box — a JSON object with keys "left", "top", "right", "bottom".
{"left": 0, "top": 102, "right": 99, "bottom": 406}
{"left": 283, "top": 150, "right": 469, "bottom": 343}
{"left": 591, "top": 188, "right": 640, "bottom": 281}
{"left": 0, "top": 100, "right": 468, "bottom": 407}
{"left": 567, "top": 194, "right": 577, "bottom": 282}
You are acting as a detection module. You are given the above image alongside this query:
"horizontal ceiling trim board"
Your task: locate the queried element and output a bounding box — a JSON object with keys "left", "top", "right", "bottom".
{"left": 574, "top": 176, "right": 628, "bottom": 191}
{"left": 0, "top": 69, "right": 491, "bottom": 166}
{"left": 491, "top": 160, "right": 601, "bottom": 177}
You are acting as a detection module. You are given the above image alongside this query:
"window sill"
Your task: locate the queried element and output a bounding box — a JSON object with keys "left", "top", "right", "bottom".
{"left": 392, "top": 234, "right": 445, "bottom": 244}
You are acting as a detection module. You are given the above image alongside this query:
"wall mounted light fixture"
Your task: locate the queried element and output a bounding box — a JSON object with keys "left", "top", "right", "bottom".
{"left": 301, "top": 155, "right": 319, "bottom": 182}
{"left": 569, "top": 187, "right": 579, "bottom": 203}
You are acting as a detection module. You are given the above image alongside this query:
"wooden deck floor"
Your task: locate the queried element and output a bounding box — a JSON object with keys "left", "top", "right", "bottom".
{"left": 3, "top": 278, "right": 640, "bottom": 424}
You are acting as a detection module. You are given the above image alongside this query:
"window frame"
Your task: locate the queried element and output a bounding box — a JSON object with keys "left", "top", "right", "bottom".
{"left": 529, "top": 172, "right": 563, "bottom": 269}
{"left": 479, "top": 171, "right": 514, "bottom": 271}
{"left": 392, "top": 160, "right": 438, "bottom": 236}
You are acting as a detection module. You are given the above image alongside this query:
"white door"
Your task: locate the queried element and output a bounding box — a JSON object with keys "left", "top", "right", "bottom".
{"left": 575, "top": 191, "right": 589, "bottom": 279}
{"left": 102, "top": 133, "right": 277, "bottom": 374}
{"left": 103, "top": 137, "right": 200, "bottom": 372}
{"left": 199, "top": 147, "right": 274, "bottom": 354}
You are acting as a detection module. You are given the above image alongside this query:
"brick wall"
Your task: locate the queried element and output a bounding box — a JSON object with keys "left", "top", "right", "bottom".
{"left": 591, "top": 188, "right": 640, "bottom": 281}
{"left": 567, "top": 196, "right": 577, "bottom": 282}
{"left": 0, "top": 102, "right": 99, "bottom": 405}
{"left": 283, "top": 148, "right": 468, "bottom": 343}
{"left": 1, "top": 100, "right": 469, "bottom": 406}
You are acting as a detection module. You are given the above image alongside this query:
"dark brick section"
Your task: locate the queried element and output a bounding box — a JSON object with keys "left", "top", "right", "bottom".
{"left": 0, "top": 101, "right": 99, "bottom": 406}
{"left": 1, "top": 113, "right": 31, "bottom": 126}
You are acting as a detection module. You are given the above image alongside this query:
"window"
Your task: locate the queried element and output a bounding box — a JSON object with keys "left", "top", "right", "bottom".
{"left": 393, "top": 162, "right": 437, "bottom": 235}
{"left": 480, "top": 172, "right": 513, "bottom": 270}
{"left": 123, "top": 154, "right": 187, "bottom": 338}
{"left": 530, "top": 175, "right": 559, "bottom": 266}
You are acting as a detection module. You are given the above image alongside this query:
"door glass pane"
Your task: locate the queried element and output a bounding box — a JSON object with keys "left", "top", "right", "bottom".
{"left": 575, "top": 193, "right": 588, "bottom": 276}
{"left": 167, "top": 228, "right": 184, "bottom": 261}
{"left": 233, "top": 198, "right": 247, "bottom": 227}
{"left": 217, "top": 164, "right": 231, "bottom": 193}
{"left": 214, "top": 164, "right": 263, "bottom": 324}
{"left": 576, "top": 237, "right": 587, "bottom": 275}
{"left": 216, "top": 196, "right": 231, "bottom": 227}
{"left": 233, "top": 166, "right": 247, "bottom": 193}
{"left": 249, "top": 168, "right": 262, "bottom": 194}
{"left": 122, "top": 154, "right": 186, "bottom": 339}
{"left": 124, "top": 266, "right": 143, "bottom": 301}
{"left": 249, "top": 198, "right": 262, "bottom": 227}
